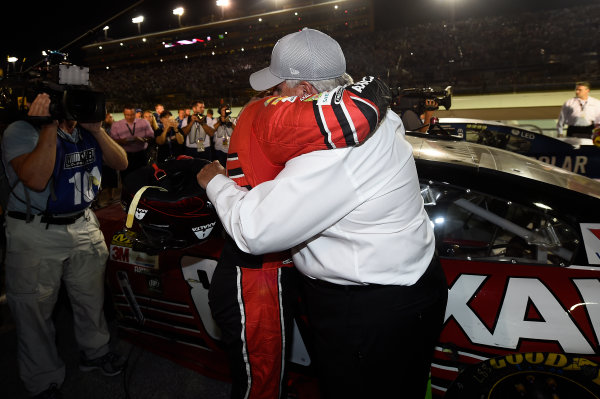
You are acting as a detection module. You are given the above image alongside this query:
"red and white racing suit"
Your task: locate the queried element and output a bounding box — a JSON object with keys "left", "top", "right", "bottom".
{"left": 207, "top": 77, "right": 390, "bottom": 399}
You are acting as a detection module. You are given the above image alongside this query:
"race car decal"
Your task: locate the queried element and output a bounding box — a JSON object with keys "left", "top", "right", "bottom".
{"left": 537, "top": 155, "right": 589, "bottom": 174}
{"left": 445, "top": 273, "right": 600, "bottom": 354}
{"left": 110, "top": 244, "right": 158, "bottom": 270}
{"left": 111, "top": 231, "right": 134, "bottom": 247}
{"left": 180, "top": 256, "right": 222, "bottom": 340}
{"left": 580, "top": 223, "right": 600, "bottom": 265}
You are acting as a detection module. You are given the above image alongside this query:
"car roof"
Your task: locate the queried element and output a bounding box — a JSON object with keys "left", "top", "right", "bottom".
{"left": 438, "top": 117, "right": 536, "bottom": 130}
{"left": 406, "top": 134, "right": 600, "bottom": 201}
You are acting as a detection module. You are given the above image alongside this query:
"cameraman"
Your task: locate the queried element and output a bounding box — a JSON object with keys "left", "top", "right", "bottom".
{"left": 213, "top": 104, "right": 235, "bottom": 167}
{"left": 1, "top": 93, "right": 128, "bottom": 398}
{"left": 181, "top": 100, "right": 215, "bottom": 160}
{"left": 400, "top": 98, "right": 439, "bottom": 133}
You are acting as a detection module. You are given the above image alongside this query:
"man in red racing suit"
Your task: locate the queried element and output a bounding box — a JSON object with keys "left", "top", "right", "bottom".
{"left": 204, "top": 76, "right": 390, "bottom": 399}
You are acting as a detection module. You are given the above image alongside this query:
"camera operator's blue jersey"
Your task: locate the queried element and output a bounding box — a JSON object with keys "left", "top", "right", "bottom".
{"left": 46, "top": 127, "right": 103, "bottom": 214}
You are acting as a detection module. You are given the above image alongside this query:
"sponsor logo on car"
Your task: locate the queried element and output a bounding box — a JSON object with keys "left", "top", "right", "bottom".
{"left": 580, "top": 223, "right": 600, "bottom": 264}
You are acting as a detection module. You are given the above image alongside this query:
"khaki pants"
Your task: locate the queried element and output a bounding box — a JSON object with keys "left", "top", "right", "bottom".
{"left": 5, "top": 209, "right": 110, "bottom": 396}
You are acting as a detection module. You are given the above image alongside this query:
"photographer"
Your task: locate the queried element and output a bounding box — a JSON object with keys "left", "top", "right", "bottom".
{"left": 213, "top": 104, "right": 235, "bottom": 167}
{"left": 155, "top": 110, "right": 185, "bottom": 162}
{"left": 1, "top": 93, "right": 128, "bottom": 398}
{"left": 181, "top": 100, "right": 215, "bottom": 160}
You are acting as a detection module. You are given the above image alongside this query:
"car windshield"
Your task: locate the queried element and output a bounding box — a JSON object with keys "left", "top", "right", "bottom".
{"left": 421, "top": 182, "right": 579, "bottom": 266}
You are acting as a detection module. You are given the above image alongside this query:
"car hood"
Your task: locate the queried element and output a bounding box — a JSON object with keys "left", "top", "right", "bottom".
{"left": 406, "top": 135, "right": 600, "bottom": 200}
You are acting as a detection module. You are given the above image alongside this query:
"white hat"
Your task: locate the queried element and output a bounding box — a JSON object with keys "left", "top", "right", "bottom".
{"left": 249, "top": 28, "right": 346, "bottom": 91}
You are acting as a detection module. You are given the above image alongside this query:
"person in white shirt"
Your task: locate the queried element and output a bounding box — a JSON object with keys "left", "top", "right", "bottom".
{"left": 557, "top": 81, "right": 600, "bottom": 137}
{"left": 212, "top": 104, "right": 235, "bottom": 167}
{"left": 197, "top": 28, "right": 447, "bottom": 399}
{"left": 181, "top": 100, "right": 215, "bottom": 160}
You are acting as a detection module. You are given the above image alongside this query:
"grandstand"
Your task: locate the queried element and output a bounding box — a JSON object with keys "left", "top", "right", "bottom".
{"left": 81, "top": 0, "right": 599, "bottom": 113}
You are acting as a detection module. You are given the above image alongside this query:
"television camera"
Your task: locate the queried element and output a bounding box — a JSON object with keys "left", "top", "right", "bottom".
{"left": 0, "top": 51, "right": 105, "bottom": 126}
{"left": 391, "top": 86, "right": 452, "bottom": 117}
{"left": 219, "top": 105, "right": 233, "bottom": 127}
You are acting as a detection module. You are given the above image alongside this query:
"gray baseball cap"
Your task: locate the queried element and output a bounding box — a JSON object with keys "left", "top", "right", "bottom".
{"left": 249, "top": 28, "right": 346, "bottom": 91}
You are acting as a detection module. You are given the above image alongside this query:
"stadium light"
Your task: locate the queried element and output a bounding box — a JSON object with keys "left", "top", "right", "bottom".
{"left": 173, "top": 7, "right": 184, "bottom": 27}
{"left": 103, "top": 25, "right": 109, "bottom": 40}
{"left": 216, "top": 0, "right": 229, "bottom": 19}
{"left": 132, "top": 16, "right": 144, "bottom": 34}
{"left": 7, "top": 56, "right": 18, "bottom": 74}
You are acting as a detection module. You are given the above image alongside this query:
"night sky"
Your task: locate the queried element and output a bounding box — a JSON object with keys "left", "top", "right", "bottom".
{"left": 0, "top": 0, "right": 595, "bottom": 72}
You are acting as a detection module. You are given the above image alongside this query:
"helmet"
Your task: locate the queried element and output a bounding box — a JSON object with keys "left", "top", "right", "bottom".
{"left": 121, "top": 157, "right": 219, "bottom": 251}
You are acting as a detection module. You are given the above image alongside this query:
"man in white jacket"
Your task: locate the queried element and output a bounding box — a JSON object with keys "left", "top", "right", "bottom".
{"left": 198, "top": 28, "right": 447, "bottom": 399}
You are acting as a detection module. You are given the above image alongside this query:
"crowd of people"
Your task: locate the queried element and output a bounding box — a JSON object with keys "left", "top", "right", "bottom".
{"left": 95, "top": 101, "right": 236, "bottom": 206}
{"left": 89, "top": 3, "right": 600, "bottom": 111}
{"left": 2, "top": 2, "right": 599, "bottom": 398}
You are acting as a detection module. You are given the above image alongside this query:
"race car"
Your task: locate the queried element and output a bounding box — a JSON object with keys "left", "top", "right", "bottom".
{"left": 97, "top": 135, "right": 600, "bottom": 398}
{"left": 428, "top": 117, "right": 600, "bottom": 181}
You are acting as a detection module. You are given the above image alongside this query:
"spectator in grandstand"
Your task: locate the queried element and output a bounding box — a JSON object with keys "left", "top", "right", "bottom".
{"left": 155, "top": 110, "right": 185, "bottom": 162}
{"left": 135, "top": 108, "right": 143, "bottom": 119}
{"left": 212, "top": 104, "right": 235, "bottom": 167}
{"left": 197, "top": 27, "right": 446, "bottom": 399}
{"left": 557, "top": 81, "right": 600, "bottom": 138}
{"left": 110, "top": 105, "right": 155, "bottom": 179}
{"left": 181, "top": 100, "right": 215, "bottom": 160}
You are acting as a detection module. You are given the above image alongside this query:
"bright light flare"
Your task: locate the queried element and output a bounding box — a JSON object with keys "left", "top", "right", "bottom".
{"left": 216, "top": 0, "right": 230, "bottom": 6}
{"left": 132, "top": 16, "right": 144, "bottom": 24}
{"left": 173, "top": 7, "right": 184, "bottom": 16}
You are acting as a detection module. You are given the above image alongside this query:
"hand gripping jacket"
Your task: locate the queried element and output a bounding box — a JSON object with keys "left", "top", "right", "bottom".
{"left": 227, "top": 75, "right": 391, "bottom": 190}
{"left": 216, "top": 77, "right": 391, "bottom": 399}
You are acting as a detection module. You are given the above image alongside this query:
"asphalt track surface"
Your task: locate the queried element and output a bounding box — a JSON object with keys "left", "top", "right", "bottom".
{"left": 0, "top": 292, "right": 232, "bottom": 399}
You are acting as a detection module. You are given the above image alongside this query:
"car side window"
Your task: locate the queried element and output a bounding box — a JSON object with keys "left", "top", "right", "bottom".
{"left": 463, "top": 125, "right": 532, "bottom": 154}
{"left": 420, "top": 182, "right": 579, "bottom": 266}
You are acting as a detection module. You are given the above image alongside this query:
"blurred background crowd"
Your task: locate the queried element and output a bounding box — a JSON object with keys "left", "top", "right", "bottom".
{"left": 87, "top": 2, "right": 600, "bottom": 112}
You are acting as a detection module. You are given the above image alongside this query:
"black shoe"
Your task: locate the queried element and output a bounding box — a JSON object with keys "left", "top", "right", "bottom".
{"left": 32, "top": 383, "right": 62, "bottom": 399}
{"left": 79, "top": 351, "right": 126, "bottom": 376}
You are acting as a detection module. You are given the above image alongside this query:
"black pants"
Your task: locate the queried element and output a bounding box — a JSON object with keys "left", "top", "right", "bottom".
{"left": 567, "top": 124, "right": 593, "bottom": 138}
{"left": 301, "top": 257, "right": 448, "bottom": 399}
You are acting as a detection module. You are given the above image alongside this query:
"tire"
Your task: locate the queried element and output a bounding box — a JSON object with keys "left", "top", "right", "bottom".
{"left": 445, "top": 352, "right": 600, "bottom": 399}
